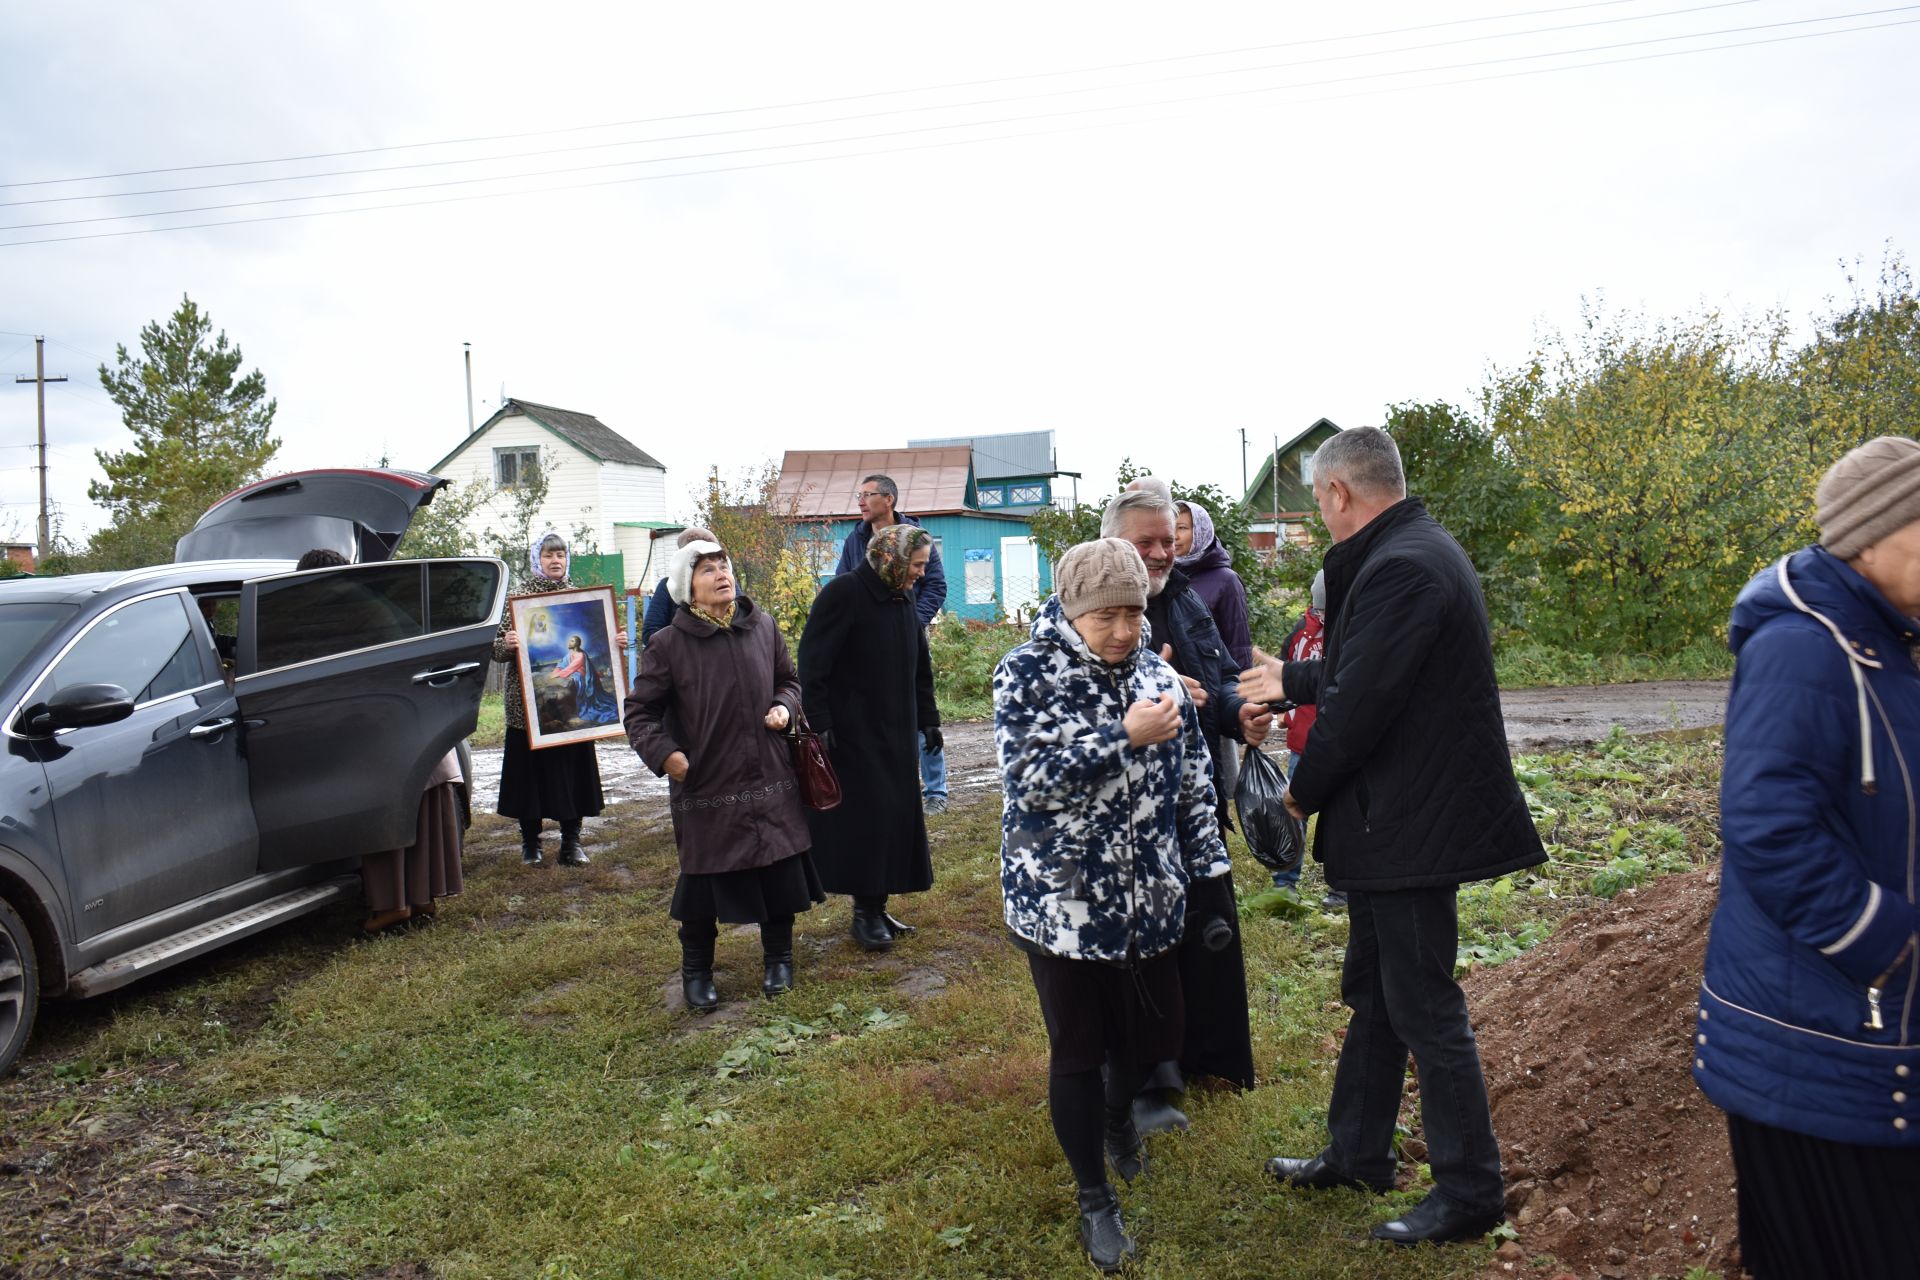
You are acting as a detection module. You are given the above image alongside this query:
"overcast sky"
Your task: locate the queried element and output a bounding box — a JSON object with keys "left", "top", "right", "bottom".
{"left": 4, "top": 0, "right": 1916, "bottom": 544}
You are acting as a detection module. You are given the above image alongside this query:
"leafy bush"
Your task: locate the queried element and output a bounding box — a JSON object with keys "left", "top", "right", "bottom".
{"left": 930, "top": 613, "right": 1025, "bottom": 722}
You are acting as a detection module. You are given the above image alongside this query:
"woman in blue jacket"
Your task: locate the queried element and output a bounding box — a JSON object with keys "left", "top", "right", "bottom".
{"left": 1698, "top": 436, "right": 1920, "bottom": 1278}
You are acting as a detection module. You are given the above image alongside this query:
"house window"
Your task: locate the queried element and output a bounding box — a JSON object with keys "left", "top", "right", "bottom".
{"left": 1008, "top": 482, "right": 1046, "bottom": 505}
{"left": 1299, "top": 450, "right": 1317, "bottom": 485}
{"left": 976, "top": 486, "right": 1005, "bottom": 508}
{"left": 495, "top": 446, "right": 540, "bottom": 488}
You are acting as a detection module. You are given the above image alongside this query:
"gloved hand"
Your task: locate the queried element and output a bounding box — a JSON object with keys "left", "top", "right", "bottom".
{"left": 922, "top": 725, "right": 943, "bottom": 753}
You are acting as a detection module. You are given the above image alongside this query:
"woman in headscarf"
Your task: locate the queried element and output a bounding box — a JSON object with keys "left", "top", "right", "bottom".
{"left": 798, "top": 521, "right": 941, "bottom": 951}
{"left": 493, "top": 530, "right": 627, "bottom": 868}
{"left": 1173, "top": 498, "right": 1253, "bottom": 670}
{"left": 625, "top": 539, "right": 823, "bottom": 1011}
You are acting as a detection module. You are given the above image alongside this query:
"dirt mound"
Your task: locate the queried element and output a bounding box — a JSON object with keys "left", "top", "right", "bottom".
{"left": 1461, "top": 868, "right": 1739, "bottom": 1279}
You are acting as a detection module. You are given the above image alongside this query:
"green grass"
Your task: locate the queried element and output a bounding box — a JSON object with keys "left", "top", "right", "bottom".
{"left": 4, "top": 731, "right": 1723, "bottom": 1278}
{"left": 471, "top": 691, "right": 506, "bottom": 749}
{"left": 1492, "top": 635, "right": 1732, "bottom": 688}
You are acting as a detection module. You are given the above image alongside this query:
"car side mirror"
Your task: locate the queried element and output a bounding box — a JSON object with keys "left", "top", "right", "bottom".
{"left": 20, "top": 683, "right": 136, "bottom": 735}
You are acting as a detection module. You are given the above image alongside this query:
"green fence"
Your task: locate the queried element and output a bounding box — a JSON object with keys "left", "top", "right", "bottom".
{"left": 569, "top": 552, "right": 626, "bottom": 588}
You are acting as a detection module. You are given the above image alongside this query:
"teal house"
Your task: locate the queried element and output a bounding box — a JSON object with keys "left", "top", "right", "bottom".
{"left": 775, "top": 441, "right": 1057, "bottom": 623}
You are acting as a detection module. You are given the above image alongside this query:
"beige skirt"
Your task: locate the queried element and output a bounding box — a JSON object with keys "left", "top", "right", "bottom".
{"left": 361, "top": 780, "right": 466, "bottom": 912}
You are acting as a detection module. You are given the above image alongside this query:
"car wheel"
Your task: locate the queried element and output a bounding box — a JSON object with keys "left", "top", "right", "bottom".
{"left": 0, "top": 897, "right": 40, "bottom": 1077}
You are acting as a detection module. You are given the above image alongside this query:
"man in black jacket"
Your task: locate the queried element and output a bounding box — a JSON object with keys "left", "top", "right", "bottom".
{"left": 1239, "top": 426, "right": 1542, "bottom": 1245}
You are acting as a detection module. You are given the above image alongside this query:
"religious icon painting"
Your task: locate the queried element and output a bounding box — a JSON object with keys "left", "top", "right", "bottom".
{"left": 509, "top": 585, "right": 626, "bottom": 748}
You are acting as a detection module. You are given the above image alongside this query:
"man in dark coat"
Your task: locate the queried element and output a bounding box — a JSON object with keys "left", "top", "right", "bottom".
{"left": 1104, "top": 487, "right": 1273, "bottom": 1132}
{"left": 1241, "top": 426, "right": 1543, "bottom": 1246}
{"left": 835, "top": 474, "right": 951, "bottom": 814}
{"left": 802, "top": 522, "right": 941, "bottom": 951}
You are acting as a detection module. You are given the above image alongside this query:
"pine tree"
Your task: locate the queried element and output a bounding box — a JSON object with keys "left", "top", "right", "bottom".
{"left": 83, "top": 295, "right": 280, "bottom": 568}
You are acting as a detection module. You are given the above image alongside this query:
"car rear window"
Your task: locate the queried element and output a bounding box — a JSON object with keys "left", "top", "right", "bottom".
{"left": 0, "top": 602, "right": 76, "bottom": 688}
{"left": 427, "top": 561, "right": 499, "bottom": 632}
{"left": 253, "top": 564, "right": 425, "bottom": 669}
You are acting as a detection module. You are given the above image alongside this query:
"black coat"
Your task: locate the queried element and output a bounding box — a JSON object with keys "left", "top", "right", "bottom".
{"left": 799, "top": 562, "right": 939, "bottom": 897}
{"left": 1148, "top": 568, "right": 1248, "bottom": 828}
{"left": 1283, "top": 498, "right": 1544, "bottom": 891}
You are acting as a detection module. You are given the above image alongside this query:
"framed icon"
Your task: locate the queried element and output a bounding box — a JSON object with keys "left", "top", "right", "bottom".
{"left": 509, "top": 585, "right": 626, "bottom": 749}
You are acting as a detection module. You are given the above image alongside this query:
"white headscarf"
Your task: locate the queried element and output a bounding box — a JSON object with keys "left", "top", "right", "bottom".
{"left": 529, "top": 529, "right": 568, "bottom": 583}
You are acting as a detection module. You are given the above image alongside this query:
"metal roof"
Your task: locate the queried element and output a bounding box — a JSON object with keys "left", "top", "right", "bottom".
{"left": 431, "top": 399, "right": 664, "bottom": 472}
{"left": 906, "top": 429, "right": 1056, "bottom": 480}
{"left": 775, "top": 447, "right": 975, "bottom": 518}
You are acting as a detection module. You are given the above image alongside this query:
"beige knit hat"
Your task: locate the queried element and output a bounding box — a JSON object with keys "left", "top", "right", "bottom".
{"left": 1817, "top": 436, "right": 1920, "bottom": 559}
{"left": 1056, "top": 538, "right": 1149, "bottom": 620}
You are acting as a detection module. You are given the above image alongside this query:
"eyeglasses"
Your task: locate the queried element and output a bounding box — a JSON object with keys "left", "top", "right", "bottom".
{"left": 856, "top": 489, "right": 885, "bottom": 501}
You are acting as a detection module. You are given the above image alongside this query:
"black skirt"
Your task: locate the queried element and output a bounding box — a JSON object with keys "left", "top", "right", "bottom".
{"left": 1025, "top": 947, "right": 1185, "bottom": 1076}
{"left": 495, "top": 726, "right": 605, "bottom": 823}
{"left": 671, "top": 851, "right": 826, "bottom": 925}
{"left": 1727, "top": 1111, "right": 1920, "bottom": 1280}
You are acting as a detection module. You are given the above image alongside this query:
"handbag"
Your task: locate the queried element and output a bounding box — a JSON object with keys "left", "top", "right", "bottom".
{"left": 786, "top": 710, "right": 842, "bottom": 811}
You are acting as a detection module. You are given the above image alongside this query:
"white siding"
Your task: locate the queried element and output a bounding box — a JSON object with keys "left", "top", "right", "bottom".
{"left": 613, "top": 525, "right": 667, "bottom": 591}
{"left": 430, "top": 420, "right": 603, "bottom": 553}
{"left": 596, "top": 462, "right": 668, "bottom": 538}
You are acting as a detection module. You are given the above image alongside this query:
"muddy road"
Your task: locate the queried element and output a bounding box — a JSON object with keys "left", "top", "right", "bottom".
{"left": 471, "top": 680, "right": 1727, "bottom": 830}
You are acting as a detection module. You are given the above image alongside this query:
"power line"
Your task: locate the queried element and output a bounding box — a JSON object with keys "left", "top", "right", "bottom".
{"left": 2, "top": 4, "right": 1904, "bottom": 237}
{"left": 5, "top": 13, "right": 1912, "bottom": 249}
{"left": 0, "top": 0, "right": 1665, "bottom": 191}
{"left": 0, "top": 0, "right": 1762, "bottom": 211}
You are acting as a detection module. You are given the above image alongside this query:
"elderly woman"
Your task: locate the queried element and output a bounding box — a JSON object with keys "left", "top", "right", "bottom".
{"left": 493, "top": 530, "right": 626, "bottom": 868}
{"left": 798, "top": 522, "right": 941, "bottom": 951}
{"left": 994, "top": 538, "right": 1226, "bottom": 1273}
{"left": 1696, "top": 436, "right": 1920, "bottom": 1278}
{"left": 625, "top": 539, "right": 822, "bottom": 1010}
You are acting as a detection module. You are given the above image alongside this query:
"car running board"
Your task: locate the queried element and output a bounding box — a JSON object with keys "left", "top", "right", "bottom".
{"left": 68, "top": 876, "right": 359, "bottom": 997}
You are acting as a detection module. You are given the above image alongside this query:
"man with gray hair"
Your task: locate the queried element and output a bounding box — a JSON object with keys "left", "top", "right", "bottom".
{"left": 1239, "top": 425, "right": 1542, "bottom": 1245}
{"left": 1102, "top": 485, "right": 1272, "bottom": 1134}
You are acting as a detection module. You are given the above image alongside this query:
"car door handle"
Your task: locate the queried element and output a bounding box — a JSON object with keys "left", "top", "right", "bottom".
{"left": 189, "top": 717, "right": 237, "bottom": 740}
{"left": 412, "top": 661, "right": 482, "bottom": 687}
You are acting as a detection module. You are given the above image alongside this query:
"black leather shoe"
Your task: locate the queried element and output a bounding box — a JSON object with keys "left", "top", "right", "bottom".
{"left": 1104, "top": 1115, "right": 1148, "bottom": 1184}
{"left": 1266, "top": 1152, "right": 1393, "bottom": 1194}
{"left": 850, "top": 906, "right": 893, "bottom": 952}
{"left": 882, "top": 911, "right": 917, "bottom": 939}
{"left": 556, "top": 834, "right": 589, "bottom": 866}
{"left": 681, "top": 968, "right": 719, "bottom": 1013}
{"left": 1075, "top": 1184, "right": 1137, "bottom": 1273}
{"left": 762, "top": 954, "right": 793, "bottom": 997}
{"left": 1131, "top": 1093, "right": 1189, "bottom": 1136}
{"left": 520, "top": 836, "right": 544, "bottom": 866}
{"left": 1370, "top": 1194, "right": 1505, "bottom": 1245}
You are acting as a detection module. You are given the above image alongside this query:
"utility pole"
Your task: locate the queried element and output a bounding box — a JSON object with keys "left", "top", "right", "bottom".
{"left": 463, "top": 342, "right": 476, "bottom": 435}
{"left": 1239, "top": 426, "right": 1248, "bottom": 499}
{"left": 13, "top": 337, "right": 66, "bottom": 565}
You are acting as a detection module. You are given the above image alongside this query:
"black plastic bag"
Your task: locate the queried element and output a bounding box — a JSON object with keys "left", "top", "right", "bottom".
{"left": 1235, "top": 746, "right": 1305, "bottom": 874}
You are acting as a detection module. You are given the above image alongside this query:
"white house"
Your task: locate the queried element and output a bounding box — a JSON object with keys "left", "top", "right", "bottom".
{"left": 429, "top": 398, "right": 675, "bottom": 588}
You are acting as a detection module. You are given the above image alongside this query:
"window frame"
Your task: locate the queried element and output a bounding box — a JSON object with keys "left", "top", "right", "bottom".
{"left": 494, "top": 445, "right": 541, "bottom": 489}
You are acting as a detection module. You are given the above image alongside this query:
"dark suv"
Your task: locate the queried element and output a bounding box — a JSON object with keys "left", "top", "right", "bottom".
{"left": 0, "top": 469, "right": 504, "bottom": 1075}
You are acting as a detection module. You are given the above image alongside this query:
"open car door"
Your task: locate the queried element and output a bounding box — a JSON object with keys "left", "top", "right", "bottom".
{"left": 175, "top": 468, "right": 448, "bottom": 565}
{"left": 234, "top": 558, "right": 505, "bottom": 871}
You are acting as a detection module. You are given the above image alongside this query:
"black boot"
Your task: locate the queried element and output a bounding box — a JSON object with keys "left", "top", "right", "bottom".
{"left": 519, "top": 821, "right": 544, "bottom": 866}
{"left": 679, "top": 922, "right": 719, "bottom": 1013}
{"left": 556, "top": 822, "right": 589, "bottom": 866}
{"left": 761, "top": 915, "right": 794, "bottom": 996}
{"left": 1075, "top": 1184, "right": 1137, "bottom": 1273}
{"left": 850, "top": 901, "right": 893, "bottom": 952}
{"left": 1104, "top": 1109, "right": 1148, "bottom": 1184}
{"left": 882, "top": 911, "right": 917, "bottom": 939}
{"left": 762, "top": 952, "right": 794, "bottom": 997}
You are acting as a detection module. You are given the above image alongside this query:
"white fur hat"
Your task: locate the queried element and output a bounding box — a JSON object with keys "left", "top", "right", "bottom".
{"left": 667, "top": 540, "right": 729, "bottom": 605}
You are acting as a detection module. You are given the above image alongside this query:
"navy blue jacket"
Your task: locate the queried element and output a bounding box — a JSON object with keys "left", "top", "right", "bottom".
{"left": 833, "top": 513, "right": 947, "bottom": 627}
{"left": 640, "top": 579, "right": 674, "bottom": 647}
{"left": 1696, "top": 546, "right": 1920, "bottom": 1147}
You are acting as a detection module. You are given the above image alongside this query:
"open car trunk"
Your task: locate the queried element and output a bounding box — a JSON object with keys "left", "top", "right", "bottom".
{"left": 175, "top": 468, "right": 448, "bottom": 565}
